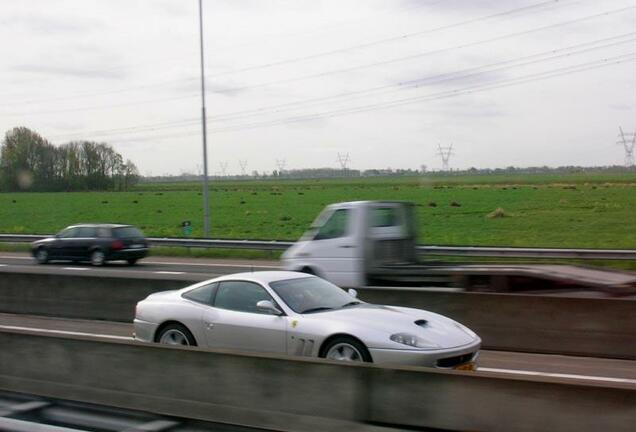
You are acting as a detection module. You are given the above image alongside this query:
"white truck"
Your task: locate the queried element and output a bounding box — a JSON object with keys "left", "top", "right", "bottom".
{"left": 281, "top": 200, "right": 636, "bottom": 294}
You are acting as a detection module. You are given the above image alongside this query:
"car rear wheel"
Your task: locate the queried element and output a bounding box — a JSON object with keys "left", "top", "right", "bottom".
{"left": 321, "top": 336, "right": 372, "bottom": 363}
{"left": 127, "top": 258, "right": 138, "bottom": 265}
{"left": 157, "top": 323, "right": 196, "bottom": 347}
{"left": 35, "top": 248, "right": 49, "bottom": 264}
{"left": 90, "top": 250, "right": 105, "bottom": 266}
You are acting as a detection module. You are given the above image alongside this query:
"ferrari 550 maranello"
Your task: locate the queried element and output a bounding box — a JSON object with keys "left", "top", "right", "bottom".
{"left": 134, "top": 271, "right": 481, "bottom": 369}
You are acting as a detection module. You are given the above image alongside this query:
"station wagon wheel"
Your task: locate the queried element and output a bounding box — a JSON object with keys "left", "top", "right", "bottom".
{"left": 157, "top": 323, "right": 197, "bottom": 347}
{"left": 90, "top": 250, "right": 105, "bottom": 266}
{"left": 35, "top": 248, "right": 49, "bottom": 264}
{"left": 322, "top": 336, "right": 372, "bottom": 363}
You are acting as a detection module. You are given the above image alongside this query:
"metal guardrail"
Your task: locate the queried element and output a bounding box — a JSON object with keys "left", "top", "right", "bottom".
{"left": 2, "top": 233, "right": 636, "bottom": 260}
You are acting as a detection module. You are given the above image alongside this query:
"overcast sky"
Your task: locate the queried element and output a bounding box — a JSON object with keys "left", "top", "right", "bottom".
{"left": 1, "top": 0, "right": 635, "bottom": 175}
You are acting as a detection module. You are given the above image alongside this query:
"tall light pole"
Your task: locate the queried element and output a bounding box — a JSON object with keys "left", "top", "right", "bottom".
{"left": 198, "top": 0, "right": 211, "bottom": 237}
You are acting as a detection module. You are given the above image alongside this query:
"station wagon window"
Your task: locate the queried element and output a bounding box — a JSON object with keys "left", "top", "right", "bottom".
{"left": 57, "top": 227, "right": 78, "bottom": 238}
{"left": 113, "top": 227, "right": 144, "bottom": 239}
{"left": 77, "top": 227, "right": 97, "bottom": 238}
{"left": 182, "top": 282, "right": 218, "bottom": 305}
{"left": 214, "top": 281, "right": 274, "bottom": 314}
{"left": 314, "top": 209, "right": 349, "bottom": 240}
{"left": 97, "top": 227, "right": 111, "bottom": 238}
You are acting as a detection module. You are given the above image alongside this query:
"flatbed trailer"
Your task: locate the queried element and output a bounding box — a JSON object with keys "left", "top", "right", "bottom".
{"left": 369, "top": 263, "right": 636, "bottom": 295}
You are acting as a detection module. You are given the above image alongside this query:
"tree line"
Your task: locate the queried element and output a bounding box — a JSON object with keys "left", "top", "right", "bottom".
{"left": 0, "top": 127, "right": 139, "bottom": 192}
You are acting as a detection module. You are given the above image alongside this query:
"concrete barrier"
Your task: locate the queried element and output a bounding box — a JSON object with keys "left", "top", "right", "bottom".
{"left": 1, "top": 270, "right": 634, "bottom": 358}
{"left": 0, "top": 329, "right": 633, "bottom": 432}
{"left": 0, "top": 270, "right": 195, "bottom": 321}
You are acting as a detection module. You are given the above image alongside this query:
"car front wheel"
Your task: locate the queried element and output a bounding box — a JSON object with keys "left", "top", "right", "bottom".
{"left": 321, "top": 336, "right": 372, "bottom": 363}
{"left": 35, "top": 248, "right": 49, "bottom": 264}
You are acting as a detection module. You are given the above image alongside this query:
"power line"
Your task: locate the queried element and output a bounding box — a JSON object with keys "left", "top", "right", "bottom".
{"left": 0, "top": 0, "right": 443, "bottom": 103}
{"left": 50, "top": 50, "right": 636, "bottom": 144}
{"left": 200, "top": 0, "right": 576, "bottom": 79}
{"left": 210, "top": 3, "right": 636, "bottom": 96}
{"left": 7, "top": 4, "right": 633, "bottom": 120}
{"left": 44, "top": 31, "right": 636, "bottom": 142}
{"left": 0, "top": 0, "right": 593, "bottom": 109}
{"left": 200, "top": 33, "right": 636, "bottom": 123}
{"left": 201, "top": 51, "right": 636, "bottom": 135}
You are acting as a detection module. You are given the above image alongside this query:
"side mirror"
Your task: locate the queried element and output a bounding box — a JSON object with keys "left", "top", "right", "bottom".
{"left": 256, "top": 300, "right": 282, "bottom": 315}
{"left": 348, "top": 288, "right": 358, "bottom": 298}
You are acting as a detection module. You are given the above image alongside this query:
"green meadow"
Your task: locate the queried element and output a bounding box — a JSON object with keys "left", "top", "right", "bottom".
{"left": 1, "top": 172, "right": 635, "bottom": 249}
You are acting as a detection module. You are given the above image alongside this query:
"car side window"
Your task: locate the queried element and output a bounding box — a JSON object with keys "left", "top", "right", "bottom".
{"left": 57, "top": 228, "right": 78, "bottom": 238}
{"left": 371, "top": 207, "right": 400, "bottom": 227}
{"left": 314, "top": 209, "right": 349, "bottom": 240}
{"left": 97, "top": 228, "right": 111, "bottom": 238}
{"left": 214, "top": 281, "right": 273, "bottom": 314}
{"left": 182, "top": 283, "right": 218, "bottom": 305}
{"left": 76, "top": 227, "right": 96, "bottom": 238}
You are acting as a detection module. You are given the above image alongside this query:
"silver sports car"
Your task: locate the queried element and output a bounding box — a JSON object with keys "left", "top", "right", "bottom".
{"left": 134, "top": 271, "right": 481, "bottom": 369}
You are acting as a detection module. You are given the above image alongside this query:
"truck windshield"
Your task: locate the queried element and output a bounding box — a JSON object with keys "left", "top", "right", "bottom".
{"left": 270, "top": 277, "right": 359, "bottom": 314}
{"left": 311, "top": 209, "right": 350, "bottom": 240}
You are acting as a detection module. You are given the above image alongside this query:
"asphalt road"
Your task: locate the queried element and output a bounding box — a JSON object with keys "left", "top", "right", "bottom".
{"left": 0, "top": 312, "right": 634, "bottom": 387}
{"left": 0, "top": 252, "right": 280, "bottom": 281}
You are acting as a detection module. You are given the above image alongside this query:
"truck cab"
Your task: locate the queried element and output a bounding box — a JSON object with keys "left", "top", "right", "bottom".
{"left": 282, "top": 201, "right": 418, "bottom": 287}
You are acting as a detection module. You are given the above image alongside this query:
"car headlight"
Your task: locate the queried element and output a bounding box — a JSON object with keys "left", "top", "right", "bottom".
{"left": 390, "top": 333, "right": 440, "bottom": 349}
{"left": 454, "top": 322, "right": 477, "bottom": 338}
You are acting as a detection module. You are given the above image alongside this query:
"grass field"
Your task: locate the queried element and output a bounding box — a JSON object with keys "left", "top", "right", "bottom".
{"left": 1, "top": 172, "right": 635, "bottom": 249}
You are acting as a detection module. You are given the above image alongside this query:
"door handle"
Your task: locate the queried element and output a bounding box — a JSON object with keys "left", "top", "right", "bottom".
{"left": 204, "top": 321, "right": 214, "bottom": 329}
{"left": 339, "top": 245, "right": 355, "bottom": 248}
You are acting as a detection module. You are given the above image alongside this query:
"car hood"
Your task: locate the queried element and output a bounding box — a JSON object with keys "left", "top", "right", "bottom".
{"left": 32, "top": 237, "right": 56, "bottom": 245}
{"left": 304, "top": 304, "right": 477, "bottom": 349}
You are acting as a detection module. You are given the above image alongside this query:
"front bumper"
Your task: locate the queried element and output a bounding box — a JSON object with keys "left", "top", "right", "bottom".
{"left": 133, "top": 318, "right": 159, "bottom": 343}
{"left": 368, "top": 339, "right": 481, "bottom": 368}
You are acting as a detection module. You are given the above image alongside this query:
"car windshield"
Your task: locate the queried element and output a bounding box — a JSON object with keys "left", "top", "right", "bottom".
{"left": 113, "top": 227, "right": 144, "bottom": 239}
{"left": 269, "top": 277, "right": 359, "bottom": 314}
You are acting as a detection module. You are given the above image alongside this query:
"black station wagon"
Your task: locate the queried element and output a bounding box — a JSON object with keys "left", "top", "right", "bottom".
{"left": 31, "top": 224, "right": 149, "bottom": 266}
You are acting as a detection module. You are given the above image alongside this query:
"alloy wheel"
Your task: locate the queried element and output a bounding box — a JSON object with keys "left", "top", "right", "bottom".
{"left": 325, "top": 343, "right": 364, "bottom": 362}
{"left": 159, "top": 329, "right": 190, "bottom": 346}
{"left": 36, "top": 248, "right": 49, "bottom": 264}
{"left": 91, "top": 250, "right": 105, "bottom": 266}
